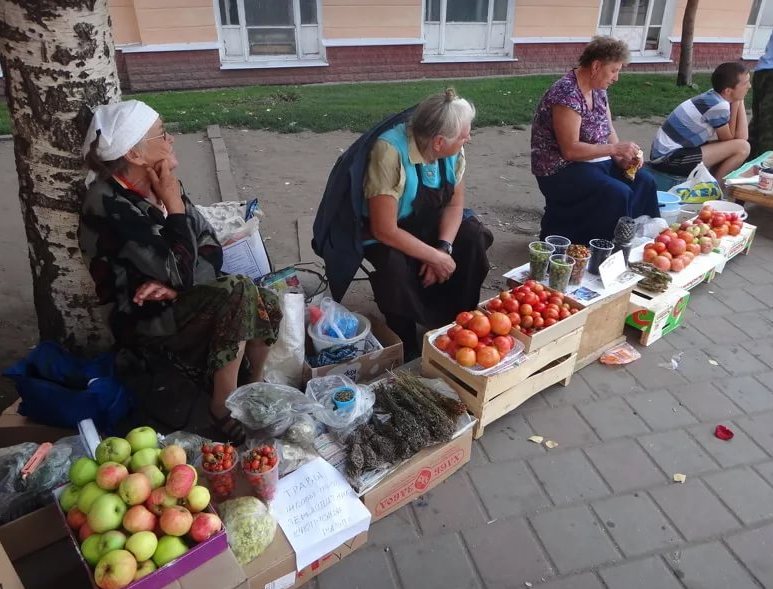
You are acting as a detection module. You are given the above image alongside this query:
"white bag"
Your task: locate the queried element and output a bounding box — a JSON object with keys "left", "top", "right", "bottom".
{"left": 668, "top": 162, "right": 723, "bottom": 203}
{"left": 262, "top": 292, "right": 305, "bottom": 388}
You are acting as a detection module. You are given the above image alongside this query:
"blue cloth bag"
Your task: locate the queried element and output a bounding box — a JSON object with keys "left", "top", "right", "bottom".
{"left": 2, "top": 341, "right": 132, "bottom": 433}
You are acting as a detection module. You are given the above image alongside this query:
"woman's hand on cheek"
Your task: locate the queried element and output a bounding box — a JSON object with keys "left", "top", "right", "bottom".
{"left": 146, "top": 159, "right": 184, "bottom": 212}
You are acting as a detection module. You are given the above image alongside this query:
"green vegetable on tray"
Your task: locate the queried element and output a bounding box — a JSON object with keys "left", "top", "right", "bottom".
{"left": 219, "top": 496, "right": 277, "bottom": 564}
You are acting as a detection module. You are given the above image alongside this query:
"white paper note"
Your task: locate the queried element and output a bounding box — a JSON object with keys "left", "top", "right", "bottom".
{"left": 221, "top": 232, "right": 271, "bottom": 280}
{"left": 272, "top": 458, "right": 371, "bottom": 571}
{"left": 598, "top": 250, "right": 627, "bottom": 289}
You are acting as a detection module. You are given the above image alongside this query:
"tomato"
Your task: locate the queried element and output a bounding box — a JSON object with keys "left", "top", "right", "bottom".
{"left": 524, "top": 292, "right": 540, "bottom": 306}
{"left": 507, "top": 312, "right": 521, "bottom": 326}
{"left": 492, "top": 335, "right": 513, "bottom": 355}
{"left": 643, "top": 248, "right": 658, "bottom": 263}
{"left": 214, "top": 444, "right": 225, "bottom": 454}
{"left": 653, "top": 255, "right": 671, "bottom": 272}
{"left": 544, "top": 308, "right": 559, "bottom": 320}
{"left": 454, "top": 328, "right": 479, "bottom": 348}
{"left": 447, "top": 324, "right": 463, "bottom": 339}
{"left": 514, "top": 290, "right": 528, "bottom": 303}
{"left": 670, "top": 258, "right": 685, "bottom": 272}
{"left": 532, "top": 316, "right": 545, "bottom": 329}
{"left": 570, "top": 308, "right": 579, "bottom": 314}
{"left": 548, "top": 295, "right": 564, "bottom": 306}
{"left": 480, "top": 334, "right": 494, "bottom": 346}
{"left": 538, "top": 290, "right": 549, "bottom": 302}
{"left": 699, "top": 206, "right": 713, "bottom": 222}
{"left": 503, "top": 298, "right": 519, "bottom": 313}
{"left": 489, "top": 312, "right": 512, "bottom": 335}
{"left": 532, "top": 283, "right": 545, "bottom": 293}
{"left": 469, "top": 315, "right": 492, "bottom": 338}
{"left": 475, "top": 342, "right": 486, "bottom": 352}
{"left": 455, "top": 347, "right": 476, "bottom": 367}
{"left": 446, "top": 341, "right": 458, "bottom": 358}
{"left": 486, "top": 298, "right": 504, "bottom": 312}
{"left": 559, "top": 308, "right": 571, "bottom": 320}
{"left": 435, "top": 334, "right": 452, "bottom": 351}
{"left": 728, "top": 223, "right": 742, "bottom": 236}
{"left": 520, "top": 315, "right": 534, "bottom": 329}
{"left": 519, "top": 303, "right": 533, "bottom": 316}
{"left": 476, "top": 345, "right": 501, "bottom": 368}
{"left": 499, "top": 290, "right": 513, "bottom": 301}
{"left": 544, "top": 317, "right": 558, "bottom": 327}
{"left": 533, "top": 302, "right": 546, "bottom": 314}
{"left": 524, "top": 280, "right": 538, "bottom": 290}
{"left": 455, "top": 311, "right": 474, "bottom": 327}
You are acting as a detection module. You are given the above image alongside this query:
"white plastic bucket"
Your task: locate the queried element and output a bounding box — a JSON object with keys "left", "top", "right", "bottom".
{"left": 308, "top": 313, "right": 372, "bottom": 354}
{"left": 701, "top": 200, "right": 748, "bottom": 221}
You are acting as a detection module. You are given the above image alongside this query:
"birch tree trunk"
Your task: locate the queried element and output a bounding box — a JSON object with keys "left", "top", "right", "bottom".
{"left": 0, "top": 0, "right": 120, "bottom": 352}
{"left": 677, "top": 0, "right": 700, "bottom": 86}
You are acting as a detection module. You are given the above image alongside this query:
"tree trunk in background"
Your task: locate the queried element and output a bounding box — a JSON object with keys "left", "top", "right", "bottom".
{"left": 677, "top": 0, "right": 700, "bottom": 86}
{"left": 0, "top": 0, "right": 120, "bottom": 352}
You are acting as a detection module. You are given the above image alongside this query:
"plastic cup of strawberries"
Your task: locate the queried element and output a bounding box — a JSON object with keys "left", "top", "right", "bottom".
{"left": 241, "top": 444, "right": 280, "bottom": 502}
{"left": 199, "top": 442, "right": 238, "bottom": 501}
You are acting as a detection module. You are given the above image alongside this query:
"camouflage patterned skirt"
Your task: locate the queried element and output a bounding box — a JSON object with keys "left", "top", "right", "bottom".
{"left": 136, "top": 274, "right": 282, "bottom": 384}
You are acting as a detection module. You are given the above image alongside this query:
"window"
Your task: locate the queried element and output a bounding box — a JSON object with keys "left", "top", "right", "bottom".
{"left": 598, "top": 0, "right": 670, "bottom": 56}
{"left": 216, "top": 0, "right": 321, "bottom": 63}
{"left": 424, "top": 0, "right": 512, "bottom": 58}
{"left": 745, "top": 0, "right": 773, "bottom": 57}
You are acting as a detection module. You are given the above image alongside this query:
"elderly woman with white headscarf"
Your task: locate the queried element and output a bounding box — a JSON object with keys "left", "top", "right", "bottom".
{"left": 79, "top": 100, "right": 281, "bottom": 441}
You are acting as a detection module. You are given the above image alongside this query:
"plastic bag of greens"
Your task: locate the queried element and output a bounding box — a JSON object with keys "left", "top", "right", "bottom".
{"left": 226, "top": 382, "right": 323, "bottom": 437}
{"left": 219, "top": 496, "right": 277, "bottom": 564}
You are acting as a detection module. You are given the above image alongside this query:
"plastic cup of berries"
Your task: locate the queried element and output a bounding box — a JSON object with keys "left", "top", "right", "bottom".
{"left": 241, "top": 444, "right": 280, "bottom": 502}
{"left": 199, "top": 442, "right": 237, "bottom": 502}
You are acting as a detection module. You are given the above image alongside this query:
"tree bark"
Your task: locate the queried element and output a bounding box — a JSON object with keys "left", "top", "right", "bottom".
{"left": 0, "top": 0, "right": 120, "bottom": 352}
{"left": 677, "top": 0, "right": 700, "bottom": 86}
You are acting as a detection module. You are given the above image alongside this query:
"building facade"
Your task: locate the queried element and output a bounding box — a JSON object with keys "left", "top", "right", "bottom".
{"left": 108, "top": 0, "right": 771, "bottom": 91}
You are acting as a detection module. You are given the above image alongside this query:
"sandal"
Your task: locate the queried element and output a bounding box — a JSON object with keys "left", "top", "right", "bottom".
{"left": 209, "top": 410, "right": 246, "bottom": 446}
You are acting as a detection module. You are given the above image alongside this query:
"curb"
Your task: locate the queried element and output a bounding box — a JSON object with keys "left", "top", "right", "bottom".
{"left": 206, "top": 124, "right": 238, "bottom": 203}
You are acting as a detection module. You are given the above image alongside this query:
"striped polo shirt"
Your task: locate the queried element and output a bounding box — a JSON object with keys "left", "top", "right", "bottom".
{"left": 650, "top": 90, "right": 730, "bottom": 160}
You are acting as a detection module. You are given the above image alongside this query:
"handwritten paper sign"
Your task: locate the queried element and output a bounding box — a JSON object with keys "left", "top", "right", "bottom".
{"left": 272, "top": 458, "right": 371, "bottom": 570}
{"left": 221, "top": 231, "right": 271, "bottom": 280}
{"left": 598, "top": 250, "right": 627, "bottom": 289}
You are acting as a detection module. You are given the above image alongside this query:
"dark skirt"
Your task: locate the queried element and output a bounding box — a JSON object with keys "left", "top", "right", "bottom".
{"left": 135, "top": 274, "right": 282, "bottom": 383}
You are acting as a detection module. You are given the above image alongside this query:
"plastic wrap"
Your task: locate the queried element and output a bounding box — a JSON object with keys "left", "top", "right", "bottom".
{"left": 305, "top": 375, "right": 375, "bottom": 436}
{"left": 634, "top": 215, "right": 669, "bottom": 240}
{"left": 262, "top": 292, "right": 306, "bottom": 388}
{"left": 281, "top": 414, "right": 322, "bottom": 448}
{"left": 219, "top": 496, "right": 277, "bottom": 564}
{"left": 275, "top": 440, "right": 318, "bottom": 476}
{"left": 316, "top": 297, "right": 359, "bottom": 339}
{"left": 226, "top": 382, "right": 323, "bottom": 437}
{"left": 161, "top": 431, "right": 212, "bottom": 465}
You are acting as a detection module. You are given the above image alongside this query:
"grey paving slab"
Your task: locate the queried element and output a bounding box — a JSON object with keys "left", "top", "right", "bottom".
{"left": 734, "top": 411, "right": 773, "bottom": 455}
{"left": 753, "top": 460, "right": 773, "bottom": 487}
{"left": 525, "top": 406, "right": 599, "bottom": 449}
{"left": 656, "top": 317, "right": 705, "bottom": 351}
{"left": 536, "top": 572, "right": 604, "bottom": 589}
{"left": 516, "top": 390, "right": 551, "bottom": 413}
{"left": 477, "top": 412, "right": 547, "bottom": 463}
{"left": 669, "top": 348, "right": 731, "bottom": 382}
{"left": 746, "top": 282, "right": 773, "bottom": 304}
{"left": 726, "top": 258, "right": 773, "bottom": 284}
{"left": 366, "top": 506, "right": 420, "bottom": 547}
{"left": 540, "top": 377, "right": 597, "bottom": 408}
{"left": 469, "top": 440, "right": 491, "bottom": 468}
{"left": 700, "top": 343, "right": 771, "bottom": 376}
{"left": 390, "top": 532, "right": 481, "bottom": 589}
{"left": 585, "top": 438, "right": 667, "bottom": 493}
{"left": 693, "top": 314, "right": 754, "bottom": 345}
{"left": 576, "top": 397, "right": 650, "bottom": 441}
{"left": 704, "top": 467, "right": 773, "bottom": 525}
{"left": 688, "top": 292, "right": 733, "bottom": 317}
{"left": 591, "top": 493, "right": 680, "bottom": 557}
{"left": 463, "top": 517, "right": 554, "bottom": 588}
{"left": 725, "top": 522, "right": 773, "bottom": 588}
{"left": 577, "top": 362, "right": 639, "bottom": 399}
{"left": 626, "top": 389, "right": 698, "bottom": 430}
{"left": 599, "top": 556, "right": 683, "bottom": 589}
{"left": 663, "top": 542, "right": 760, "bottom": 589}
{"left": 467, "top": 459, "right": 551, "bottom": 519}
{"left": 712, "top": 266, "right": 752, "bottom": 287}
{"left": 715, "top": 374, "right": 773, "bottom": 413}
{"left": 530, "top": 505, "right": 620, "bottom": 574}
{"left": 729, "top": 310, "right": 773, "bottom": 339}
{"left": 649, "top": 478, "right": 741, "bottom": 541}
{"left": 624, "top": 351, "right": 689, "bottom": 390}
{"left": 742, "top": 337, "right": 773, "bottom": 370}
{"left": 317, "top": 546, "right": 398, "bottom": 589}
{"left": 529, "top": 449, "right": 610, "bottom": 505}
{"left": 688, "top": 421, "right": 768, "bottom": 468}
{"left": 671, "top": 381, "right": 744, "bottom": 422}
{"left": 639, "top": 429, "right": 719, "bottom": 477}
{"left": 411, "top": 473, "right": 489, "bottom": 536}
{"left": 719, "top": 287, "right": 770, "bottom": 312}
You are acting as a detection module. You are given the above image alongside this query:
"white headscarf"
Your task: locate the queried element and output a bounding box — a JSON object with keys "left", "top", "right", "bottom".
{"left": 82, "top": 100, "right": 159, "bottom": 186}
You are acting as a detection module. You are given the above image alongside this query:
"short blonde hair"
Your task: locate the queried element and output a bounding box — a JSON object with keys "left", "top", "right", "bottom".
{"left": 410, "top": 88, "right": 475, "bottom": 151}
{"left": 579, "top": 36, "right": 630, "bottom": 67}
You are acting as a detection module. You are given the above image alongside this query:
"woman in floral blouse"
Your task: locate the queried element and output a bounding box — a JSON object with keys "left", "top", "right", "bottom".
{"left": 79, "top": 100, "right": 281, "bottom": 441}
{"left": 531, "top": 36, "right": 659, "bottom": 245}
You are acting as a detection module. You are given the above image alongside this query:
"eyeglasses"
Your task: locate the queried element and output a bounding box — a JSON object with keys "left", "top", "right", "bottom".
{"left": 143, "top": 130, "right": 169, "bottom": 142}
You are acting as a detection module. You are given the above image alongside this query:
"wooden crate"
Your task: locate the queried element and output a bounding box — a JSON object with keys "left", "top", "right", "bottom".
{"left": 574, "top": 285, "right": 635, "bottom": 370}
{"left": 421, "top": 328, "right": 582, "bottom": 438}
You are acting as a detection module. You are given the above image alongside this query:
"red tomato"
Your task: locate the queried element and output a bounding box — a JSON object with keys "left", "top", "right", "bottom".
{"left": 532, "top": 283, "right": 545, "bottom": 293}
{"left": 486, "top": 298, "right": 504, "bottom": 312}
{"left": 643, "top": 248, "right": 658, "bottom": 263}
{"left": 476, "top": 346, "right": 501, "bottom": 368}
{"left": 524, "top": 292, "right": 540, "bottom": 306}
{"left": 507, "top": 312, "right": 521, "bottom": 326}
{"left": 532, "top": 316, "right": 545, "bottom": 329}
{"left": 533, "top": 302, "right": 546, "bottom": 314}
{"left": 548, "top": 295, "right": 564, "bottom": 306}
{"left": 570, "top": 308, "right": 579, "bottom": 314}
{"left": 447, "top": 324, "right": 463, "bottom": 339}
{"left": 455, "top": 347, "right": 476, "bottom": 367}
{"left": 503, "top": 298, "right": 519, "bottom": 313}
{"left": 653, "top": 241, "right": 667, "bottom": 254}
{"left": 435, "top": 334, "right": 452, "bottom": 351}
{"left": 514, "top": 290, "right": 528, "bottom": 303}
{"left": 544, "top": 308, "right": 559, "bottom": 320}
{"left": 455, "top": 311, "right": 474, "bottom": 327}
{"left": 544, "top": 317, "right": 558, "bottom": 327}
{"left": 480, "top": 335, "right": 494, "bottom": 346}
{"left": 469, "top": 315, "right": 492, "bottom": 338}
{"left": 728, "top": 223, "right": 742, "bottom": 236}
{"left": 559, "top": 308, "right": 571, "bottom": 319}
{"left": 524, "top": 280, "right": 538, "bottom": 290}
{"left": 454, "top": 329, "right": 479, "bottom": 348}
{"left": 499, "top": 291, "right": 513, "bottom": 301}
{"left": 538, "top": 290, "right": 549, "bottom": 302}
{"left": 521, "top": 315, "right": 534, "bottom": 329}
{"left": 489, "top": 312, "right": 512, "bottom": 335}
{"left": 492, "top": 335, "right": 513, "bottom": 355}
{"left": 446, "top": 341, "right": 458, "bottom": 358}
{"left": 519, "top": 303, "right": 533, "bottom": 316}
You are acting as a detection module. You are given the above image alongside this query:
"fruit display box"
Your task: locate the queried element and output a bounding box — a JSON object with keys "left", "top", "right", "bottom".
{"left": 629, "top": 245, "right": 724, "bottom": 293}
{"left": 53, "top": 486, "right": 229, "bottom": 589}
{"left": 626, "top": 287, "right": 691, "bottom": 346}
{"left": 421, "top": 327, "right": 582, "bottom": 439}
{"left": 713, "top": 222, "right": 756, "bottom": 270}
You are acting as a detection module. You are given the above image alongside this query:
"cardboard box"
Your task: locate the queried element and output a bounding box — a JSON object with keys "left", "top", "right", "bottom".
{"left": 239, "top": 527, "right": 367, "bottom": 589}
{"left": 302, "top": 315, "right": 403, "bottom": 385}
{"left": 714, "top": 222, "right": 756, "bottom": 271}
{"left": 627, "top": 287, "right": 690, "bottom": 346}
{"left": 360, "top": 427, "right": 473, "bottom": 521}
{"left": 0, "top": 399, "right": 76, "bottom": 446}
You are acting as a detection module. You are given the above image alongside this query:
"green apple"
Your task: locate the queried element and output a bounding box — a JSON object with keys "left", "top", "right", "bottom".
{"left": 152, "top": 535, "right": 188, "bottom": 567}
{"left": 59, "top": 483, "right": 81, "bottom": 512}
{"left": 125, "top": 531, "right": 158, "bottom": 562}
{"left": 126, "top": 426, "right": 158, "bottom": 453}
{"left": 129, "top": 448, "right": 159, "bottom": 472}
{"left": 95, "top": 437, "right": 132, "bottom": 465}
{"left": 87, "top": 493, "right": 127, "bottom": 533}
{"left": 97, "top": 529, "right": 127, "bottom": 555}
{"left": 134, "top": 560, "right": 156, "bottom": 581}
{"left": 77, "top": 482, "right": 107, "bottom": 514}
{"left": 94, "top": 550, "right": 137, "bottom": 589}
{"left": 137, "top": 465, "right": 165, "bottom": 489}
{"left": 69, "top": 457, "right": 99, "bottom": 486}
{"left": 81, "top": 533, "right": 103, "bottom": 567}
{"left": 184, "top": 486, "right": 210, "bottom": 513}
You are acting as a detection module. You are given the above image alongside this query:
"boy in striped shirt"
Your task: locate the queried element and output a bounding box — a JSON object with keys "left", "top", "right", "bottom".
{"left": 650, "top": 62, "right": 751, "bottom": 187}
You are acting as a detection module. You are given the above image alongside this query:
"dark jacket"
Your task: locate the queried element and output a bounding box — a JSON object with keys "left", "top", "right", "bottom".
{"left": 312, "top": 106, "right": 415, "bottom": 301}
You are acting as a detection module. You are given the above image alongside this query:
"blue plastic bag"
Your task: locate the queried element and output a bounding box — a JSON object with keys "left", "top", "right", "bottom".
{"left": 2, "top": 342, "right": 132, "bottom": 433}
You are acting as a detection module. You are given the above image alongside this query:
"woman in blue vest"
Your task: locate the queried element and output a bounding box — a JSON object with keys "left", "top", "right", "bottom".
{"left": 363, "top": 89, "right": 493, "bottom": 359}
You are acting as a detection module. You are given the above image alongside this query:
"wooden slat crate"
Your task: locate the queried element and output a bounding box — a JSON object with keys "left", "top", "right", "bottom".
{"left": 421, "top": 328, "right": 582, "bottom": 438}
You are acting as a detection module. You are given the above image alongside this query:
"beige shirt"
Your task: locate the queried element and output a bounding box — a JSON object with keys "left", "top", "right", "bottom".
{"left": 364, "top": 131, "right": 466, "bottom": 201}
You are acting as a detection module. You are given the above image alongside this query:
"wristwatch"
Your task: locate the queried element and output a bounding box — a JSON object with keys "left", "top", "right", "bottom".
{"left": 436, "top": 240, "right": 453, "bottom": 256}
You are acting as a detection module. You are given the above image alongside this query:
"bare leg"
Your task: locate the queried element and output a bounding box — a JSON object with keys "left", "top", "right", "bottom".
{"left": 211, "top": 340, "right": 246, "bottom": 418}
{"left": 701, "top": 140, "right": 751, "bottom": 189}
{"left": 245, "top": 339, "right": 270, "bottom": 382}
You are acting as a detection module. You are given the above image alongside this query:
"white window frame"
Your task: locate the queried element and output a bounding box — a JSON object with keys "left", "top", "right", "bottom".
{"left": 597, "top": 0, "right": 675, "bottom": 58}
{"left": 214, "top": 0, "right": 325, "bottom": 67}
{"left": 744, "top": 0, "right": 773, "bottom": 59}
{"left": 422, "top": 0, "right": 515, "bottom": 60}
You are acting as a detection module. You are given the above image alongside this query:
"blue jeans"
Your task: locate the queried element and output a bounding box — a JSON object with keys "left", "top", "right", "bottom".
{"left": 537, "top": 159, "right": 660, "bottom": 245}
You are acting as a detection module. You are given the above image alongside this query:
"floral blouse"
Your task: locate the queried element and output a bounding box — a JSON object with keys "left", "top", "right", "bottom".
{"left": 531, "top": 70, "right": 611, "bottom": 177}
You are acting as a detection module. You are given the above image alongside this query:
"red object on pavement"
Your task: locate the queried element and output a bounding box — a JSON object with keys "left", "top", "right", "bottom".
{"left": 714, "top": 425, "right": 734, "bottom": 441}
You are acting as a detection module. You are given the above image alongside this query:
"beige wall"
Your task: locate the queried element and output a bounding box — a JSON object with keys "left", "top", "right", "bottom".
{"left": 109, "top": 0, "right": 140, "bottom": 44}
{"left": 110, "top": 0, "right": 218, "bottom": 45}
{"left": 514, "top": 0, "right": 598, "bottom": 38}
{"left": 670, "top": 0, "right": 752, "bottom": 38}
{"left": 321, "top": 0, "right": 422, "bottom": 39}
